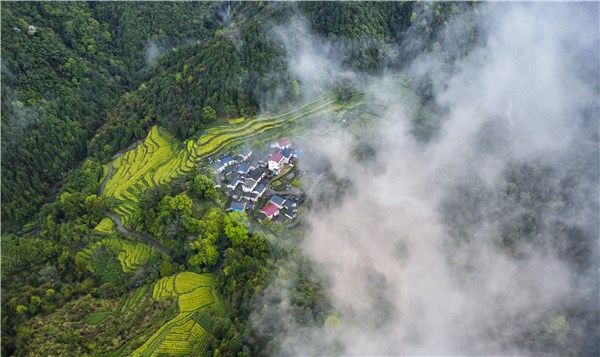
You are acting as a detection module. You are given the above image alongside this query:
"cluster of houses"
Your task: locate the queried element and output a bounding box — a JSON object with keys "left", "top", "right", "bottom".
{"left": 209, "top": 140, "right": 300, "bottom": 221}
{"left": 259, "top": 194, "right": 298, "bottom": 220}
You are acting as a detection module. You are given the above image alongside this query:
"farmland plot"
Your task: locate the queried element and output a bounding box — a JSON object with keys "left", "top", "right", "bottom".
{"left": 133, "top": 272, "right": 224, "bottom": 357}
{"left": 76, "top": 237, "right": 157, "bottom": 273}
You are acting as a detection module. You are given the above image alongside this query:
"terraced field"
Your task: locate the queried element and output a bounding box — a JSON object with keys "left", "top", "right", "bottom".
{"left": 195, "top": 94, "right": 340, "bottom": 160}
{"left": 76, "top": 236, "right": 158, "bottom": 273}
{"left": 101, "top": 126, "right": 200, "bottom": 226}
{"left": 94, "top": 217, "right": 115, "bottom": 234}
{"left": 90, "top": 285, "right": 179, "bottom": 357}
{"left": 102, "top": 94, "right": 341, "bottom": 226}
{"left": 133, "top": 272, "right": 224, "bottom": 357}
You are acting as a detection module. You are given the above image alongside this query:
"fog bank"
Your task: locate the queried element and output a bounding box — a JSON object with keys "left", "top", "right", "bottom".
{"left": 256, "top": 3, "right": 599, "bottom": 355}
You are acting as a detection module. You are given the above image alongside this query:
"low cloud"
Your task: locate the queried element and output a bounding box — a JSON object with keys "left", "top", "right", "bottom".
{"left": 272, "top": 15, "right": 355, "bottom": 101}
{"left": 254, "top": 3, "right": 599, "bottom": 356}
{"left": 145, "top": 40, "right": 164, "bottom": 66}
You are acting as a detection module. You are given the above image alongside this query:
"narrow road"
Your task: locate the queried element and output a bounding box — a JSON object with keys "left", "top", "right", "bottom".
{"left": 98, "top": 161, "right": 114, "bottom": 196}
{"left": 100, "top": 148, "right": 169, "bottom": 255}
{"left": 105, "top": 212, "right": 166, "bottom": 254}
{"left": 97, "top": 151, "right": 123, "bottom": 196}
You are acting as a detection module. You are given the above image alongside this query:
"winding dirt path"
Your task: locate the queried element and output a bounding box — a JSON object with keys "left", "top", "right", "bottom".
{"left": 98, "top": 161, "right": 115, "bottom": 196}
{"left": 98, "top": 148, "right": 168, "bottom": 255}
{"left": 97, "top": 151, "right": 124, "bottom": 196}
{"left": 105, "top": 212, "right": 166, "bottom": 254}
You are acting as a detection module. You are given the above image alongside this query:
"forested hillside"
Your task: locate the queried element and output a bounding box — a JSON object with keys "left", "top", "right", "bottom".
{"left": 88, "top": 2, "right": 297, "bottom": 160}
{"left": 2, "top": 1, "right": 471, "bottom": 230}
{"left": 1, "top": 2, "right": 219, "bottom": 230}
{"left": 5, "top": 2, "right": 595, "bottom": 357}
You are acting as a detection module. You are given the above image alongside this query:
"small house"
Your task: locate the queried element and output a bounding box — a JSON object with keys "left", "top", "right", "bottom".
{"left": 211, "top": 161, "right": 226, "bottom": 173}
{"left": 258, "top": 155, "right": 270, "bottom": 167}
{"left": 212, "top": 155, "right": 236, "bottom": 173}
{"left": 227, "top": 174, "right": 244, "bottom": 190}
{"left": 281, "top": 148, "right": 294, "bottom": 160}
{"left": 237, "top": 163, "right": 251, "bottom": 175}
{"left": 270, "top": 194, "right": 286, "bottom": 209}
{"left": 222, "top": 165, "right": 236, "bottom": 177}
{"left": 242, "top": 192, "right": 259, "bottom": 202}
{"left": 282, "top": 199, "right": 297, "bottom": 210}
{"left": 268, "top": 152, "right": 285, "bottom": 173}
{"left": 248, "top": 159, "right": 259, "bottom": 171}
{"left": 253, "top": 183, "right": 267, "bottom": 196}
{"left": 236, "top": 148, "right": 253, "bottom": 162}
{"left": 271, "top": 139, "right": 292, "bottom": 150}
{"left": 219, "top": 155, "right": 236, "bottom": 167}
{"left": 228, "top": 200, "right": 246, "bottom": 212}
{"left": 282, "top": 208, "right": 297, "bottom": 220}
{"left": 249, "top": 167, "right": 268, "bottom": 182}
{"left": 260, "top": 203, "right": 280, "bottom": 220}
{"left": 242, "top": 179, "right": 258, "bottom": 193}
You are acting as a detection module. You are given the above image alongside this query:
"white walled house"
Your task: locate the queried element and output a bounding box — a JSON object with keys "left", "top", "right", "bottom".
{"left": 212, "top": 155, "right": 237, "bottom": 173}
{"left": 242, "top": 179, "right": 258, "bottom": 193}
{"left": 271, "top": 139, "right": 292, "bottom": 150}
{"left": 236, "top": 148, "right": 253, "bottom": 162}
{"left": 268, "top": 152, "right": 286, "bottom": 174}
{"left": 260, "top": 203, "right": 280, "bottom": 220}
{"left": 270, "top": 194, "right": 286, "bottom": 209}
{"left": 227, "top": 174, "right": 245, "bottom": 190}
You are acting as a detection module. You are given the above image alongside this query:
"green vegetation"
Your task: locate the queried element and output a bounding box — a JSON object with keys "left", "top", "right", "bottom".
{"left": 103, "top": 93, "right": 341, "bottom": 228}
{"left": 94, "top": 217, "right": 115, "bottom": 234}
{"left": 87, "top": 2, "right": 301, "bottom": 160}
{"left": 2, "top": 1, "right": 466, "bottom": 230}
{"left": 86, "top": 311, "right": 114, "bottom": 325}
{"left": 76, "top": 236, "right": 158, "bottom": 274}
{"left": 2, "top": 70, "right": 369, "bottom": 356}
{"left": 12, "top": 271, "right": 226, "bottom": 356}
{"left": 133, "top": 272, "right": 223, "bottom": 357}
{"left": 133, "top": 312, "right": 200, "bottom": 356}
{"left": 1, "top": 2, "right": 220, "bottom": 230}
{"left": 101, "top": 126, "right": 199, "bottom": 225}
{"left": 16, "top": 286, "right": 179, "bottom": 357}
{"left": 195, "top": 94, "right": 338, "bottom": 159}
{"left": 299, "top": 2, "right": 477, "bottom": 72}
{"left": 10, "top": 3, "right": 592, "bottom": 357}
{"left": 227, "top": 117, "right": 245, "bottom": 125}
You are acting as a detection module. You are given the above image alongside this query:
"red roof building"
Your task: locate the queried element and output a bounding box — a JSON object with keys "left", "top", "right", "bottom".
{"left": 268, "top": 152, "right": 286, "bottom": 173}
{"left": 269, "top": 152, "right": 284, "bottom": 164}
{"left": 260, "top": 203, "right": 280, "bottom": 219}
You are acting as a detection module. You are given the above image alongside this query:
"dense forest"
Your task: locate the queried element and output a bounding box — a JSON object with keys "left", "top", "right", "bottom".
{"left": 2, "top": 2, "right": 219, "bottom": 230}
{"left": 2, "top": 2, "right": 597, "bottom": 356}
{"left": 2, "top": 2, "right": 469, "bottom": 355}
{"left": 2, "top": 1, "right": 469, "bottom": 230}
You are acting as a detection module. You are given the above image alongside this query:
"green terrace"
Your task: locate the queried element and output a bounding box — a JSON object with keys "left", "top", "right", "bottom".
{"left": 100, "top": 93, "right": 349, "bottom": 227}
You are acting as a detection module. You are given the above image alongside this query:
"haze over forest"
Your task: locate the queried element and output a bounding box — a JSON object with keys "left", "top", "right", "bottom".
{"left": 2, "top": 2, "right": 598, "bottom": 356}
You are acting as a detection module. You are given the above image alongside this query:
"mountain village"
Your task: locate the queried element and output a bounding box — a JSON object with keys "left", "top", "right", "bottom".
{"left": 207, "top": 139, "right": 304, "bottom": 222}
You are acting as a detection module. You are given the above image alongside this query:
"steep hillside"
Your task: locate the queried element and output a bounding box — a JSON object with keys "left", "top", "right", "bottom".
{"left": 0, "top": 2, "right": 219, "bottom": 230}
{"left": 1, "top": 1, "right": 469, "bottom": 230}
